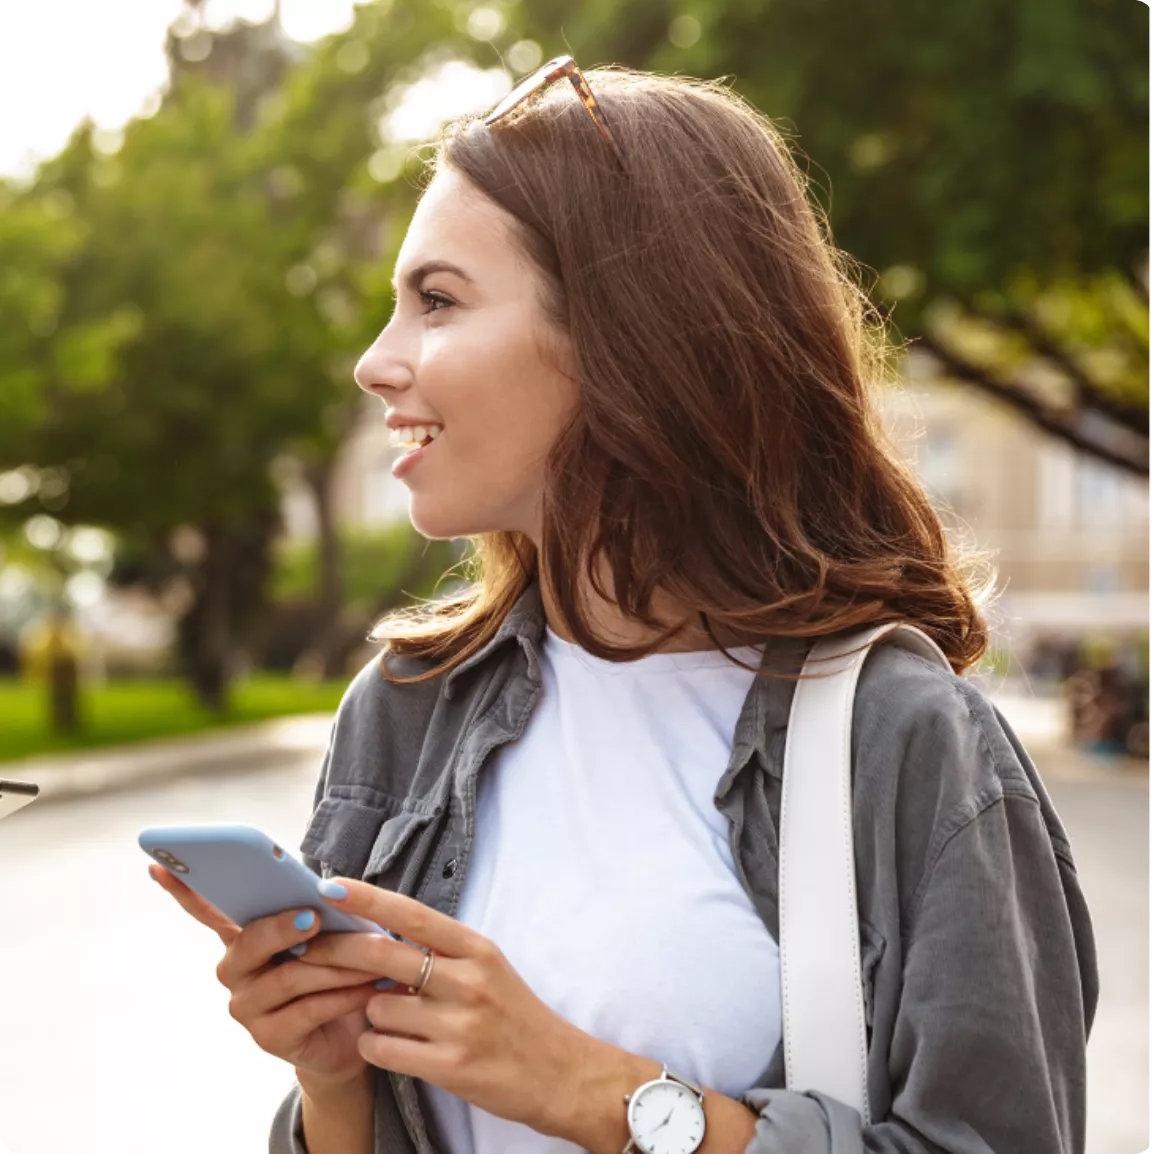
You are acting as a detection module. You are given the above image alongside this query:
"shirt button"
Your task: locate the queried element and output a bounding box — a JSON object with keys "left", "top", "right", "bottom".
{"left": 442, "top": 858, "right": 459, "bottom": 879}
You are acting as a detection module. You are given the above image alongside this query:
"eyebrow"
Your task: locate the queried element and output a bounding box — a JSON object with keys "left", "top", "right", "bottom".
{"left": 391, "top": 259, "right": 475, "bottom": 296}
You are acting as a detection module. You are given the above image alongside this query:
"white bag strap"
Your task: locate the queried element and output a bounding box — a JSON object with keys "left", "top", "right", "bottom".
{"left": 779, "top": 622, "right": 953, "bottom": 1122}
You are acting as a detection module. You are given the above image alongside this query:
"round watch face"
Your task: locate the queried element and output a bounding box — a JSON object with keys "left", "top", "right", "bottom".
{"left": 627, "top": 1078, "right": 705, "bottom": 1154}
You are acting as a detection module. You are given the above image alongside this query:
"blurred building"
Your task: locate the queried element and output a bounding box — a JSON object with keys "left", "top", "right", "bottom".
{"left": 884, "top": 349, "right": 1148, "bottom": 670}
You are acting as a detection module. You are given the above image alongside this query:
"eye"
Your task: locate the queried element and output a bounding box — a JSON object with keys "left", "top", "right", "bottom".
{"left": 418, "top": 290, "right": 454, "bottom": 314}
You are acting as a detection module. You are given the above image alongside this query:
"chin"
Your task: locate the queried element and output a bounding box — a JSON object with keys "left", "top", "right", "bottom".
{"left": 408, "top": 499, "right": 511, "bottom": 541}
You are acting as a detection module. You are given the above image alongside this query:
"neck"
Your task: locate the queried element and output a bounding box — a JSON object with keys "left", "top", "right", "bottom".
{"left": 537, "top": 551, "right": 763, "bottom": 655}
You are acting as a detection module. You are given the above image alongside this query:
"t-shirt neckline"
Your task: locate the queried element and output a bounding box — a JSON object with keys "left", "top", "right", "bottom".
{"left": 543, "top": 624, "right": 765, "bottom": 677}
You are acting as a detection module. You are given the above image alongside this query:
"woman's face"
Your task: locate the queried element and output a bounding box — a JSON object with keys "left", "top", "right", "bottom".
{"left": 354, "top": 165, "right": 580, "bottom": 543}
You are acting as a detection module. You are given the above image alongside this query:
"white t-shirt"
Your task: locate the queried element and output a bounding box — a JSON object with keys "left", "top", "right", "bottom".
{"left": 423, "top": 626, "right": 783, "bottom": 1153}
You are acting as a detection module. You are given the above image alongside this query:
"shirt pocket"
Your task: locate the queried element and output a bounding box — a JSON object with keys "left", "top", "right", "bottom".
{"left": 365, "top": 808, "right": 437, "bottom": 883}
{"left": 301, "top": 783, "right": 437, "bottom": 883}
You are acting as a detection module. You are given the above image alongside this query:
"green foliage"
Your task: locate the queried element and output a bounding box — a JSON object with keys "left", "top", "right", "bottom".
{"left": 0, "top": 0, "right": 1144, "bottom": 693}
{"left": 512, "top": 0, "right": 1148, "bottom": 467}
{"left": 271, "top": 524, "right": 463, "bottom": 611}
{"left": 0, "top": 186, "right": 85, "bottom": 452}
{"left": 17, "top": 82, "right": 319, "bottom": 531}
{"left": 0, "top": 672, "right": 348, "bottom": 762}
{"left": 510, "top": 0, "right": 1146, "bottom": 316}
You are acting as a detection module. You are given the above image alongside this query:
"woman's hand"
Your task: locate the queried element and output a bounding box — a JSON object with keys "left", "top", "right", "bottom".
{"left": 298, "top": 877, "right": 600, "bottom": 1140}
{"left": 148, "top": 864, "right": 381, "bottom": 1087}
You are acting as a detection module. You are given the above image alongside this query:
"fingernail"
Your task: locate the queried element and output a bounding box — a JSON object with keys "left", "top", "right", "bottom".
{"left": 375, "top": 978, "right": 398, "bottom": 991}
{"left": 289, "top": 943, "right": 308, "bottom": 957}
{"left": 293, "top": 910, "right": 317, "bottom": 931}
{"left": 317, "top": 879, "right": 347, "bottom": 901}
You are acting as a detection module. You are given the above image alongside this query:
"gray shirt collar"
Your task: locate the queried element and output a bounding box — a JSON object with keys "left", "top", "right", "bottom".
{"left": 442, "top": 579, "right": 809, "bottom": 791}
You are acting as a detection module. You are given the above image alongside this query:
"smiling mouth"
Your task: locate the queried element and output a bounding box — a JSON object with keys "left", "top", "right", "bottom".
{"left": 400, "top": 434, "right": 438, "bottom": 457}
{"left": 388, "top": 426, "right": 443, "bottom": 452}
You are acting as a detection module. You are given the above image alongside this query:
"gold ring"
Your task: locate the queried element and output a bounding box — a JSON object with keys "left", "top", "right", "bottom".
{"left": 406, "top": 947, "right": 435, "bottom": 996}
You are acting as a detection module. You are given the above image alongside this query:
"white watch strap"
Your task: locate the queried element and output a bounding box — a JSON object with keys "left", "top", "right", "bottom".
{"left": 779, "top": 623, "right": 952, "bottom": 1122}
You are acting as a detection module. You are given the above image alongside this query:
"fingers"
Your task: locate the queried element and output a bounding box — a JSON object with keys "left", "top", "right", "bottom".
{"left": 317, "top": 877, "right": 475, "bottom": 960}
{"left": 216, "top": 908, "right": 384, "bottom": 992}
{"left": 216, "top": 906, "right": 326, "bottom": 989}
{"left": 250, "top": 985, "right": 377, "bottom": 1057}
{"left": 149, "top": 863, "right": 240, "bottom": 946}
{"left": 231, "top": 956, "right": 382, "bottom": 1022}
{"left": 148, "top": 865, "right": 382, "bottom": 1078}
{"left": 297, "top": 927, "right": 426, "bottom": 987}
{"left": 365, "top": 989, "right": 440, "bottom": 1041}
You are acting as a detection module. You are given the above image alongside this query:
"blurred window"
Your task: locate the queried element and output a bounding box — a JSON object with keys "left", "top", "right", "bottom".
{"left": 920, "top": 428, "right": 963, "bottom": 511}
{"left": 1038, "top": 444, "right": 1075, "bottom": 529}
{"left": 1084, "top": 563, "right": 1122, "bottom": 593}
{"left": 1076, "top": 458, "right": 1124, "bottom": 526}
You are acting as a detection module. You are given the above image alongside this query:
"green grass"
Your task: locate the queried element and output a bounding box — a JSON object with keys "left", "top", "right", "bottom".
{"left": 0, "top": 673, "right": 349, "bottom": 763}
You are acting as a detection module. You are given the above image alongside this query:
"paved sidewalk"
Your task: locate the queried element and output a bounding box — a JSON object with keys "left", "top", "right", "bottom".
{"left": 1, "top": 714, "right": 334, "bottom": 805}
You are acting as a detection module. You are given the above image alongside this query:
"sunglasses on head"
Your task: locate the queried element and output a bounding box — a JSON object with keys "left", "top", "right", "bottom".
{"left": 484, "top": 54, "right": 629, "bottom": 174}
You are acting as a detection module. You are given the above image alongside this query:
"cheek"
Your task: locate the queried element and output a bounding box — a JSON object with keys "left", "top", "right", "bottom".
{"left": 406, "top": 431, "right": 550, "bottom": 539}
{"left": 406, "top": 317, "right": 577, "bottom": 535}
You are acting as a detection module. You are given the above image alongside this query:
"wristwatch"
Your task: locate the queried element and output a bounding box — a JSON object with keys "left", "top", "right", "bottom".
{"left": 621, "top": 1064, "right": 706, "bottom": 1154}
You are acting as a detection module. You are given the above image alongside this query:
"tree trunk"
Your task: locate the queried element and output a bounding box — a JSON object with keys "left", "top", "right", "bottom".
{"left": 179, "top": 524, "right": 234, "bottom": 714}
{"left": 45, "top": 609, "right": 81, "bottom": 735}
{"left": 177, "top": 509, "right": 280, "bottom": 713}
{"left": 49, "top": 652, "right": 80, "bottom": 733}
{"left": 298, "top": 457, "right": 350, "bottom": 679}
{"left": 302, "top": 458, "right": 342, "bottom": 638}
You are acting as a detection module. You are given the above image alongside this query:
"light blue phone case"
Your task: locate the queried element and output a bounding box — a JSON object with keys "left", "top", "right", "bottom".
{"left": 139, "top": 823, "right": 396, "bottom": 939}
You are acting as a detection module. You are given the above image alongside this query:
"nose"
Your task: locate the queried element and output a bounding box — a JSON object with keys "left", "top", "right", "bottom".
{"left": 353, "top": 321, "right": 413, "bottom": 397}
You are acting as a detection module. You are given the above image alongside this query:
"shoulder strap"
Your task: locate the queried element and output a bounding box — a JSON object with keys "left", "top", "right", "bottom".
{"left": 778, "top": 622, "right": 952, "bottom": 1121}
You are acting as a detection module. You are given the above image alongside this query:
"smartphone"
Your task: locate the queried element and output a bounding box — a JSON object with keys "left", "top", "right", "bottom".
{"left": 139, "top": 823, "right": 397, "bottom": 940}
{"left": 0, "top": 779, "right": 39, "bottom": 822}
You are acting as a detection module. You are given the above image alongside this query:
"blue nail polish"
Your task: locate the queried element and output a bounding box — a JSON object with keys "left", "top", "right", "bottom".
{"left": 375, "top": 978, "right": 398, "bottom": 991}
{"left": 289, "top": 943, "right": 308, "bottom": 957}
{"left": 293, "top": 910, "right": 316, "bottom": 931}
{"left": 318, "top": 879, "right": 348, "bottom": 900}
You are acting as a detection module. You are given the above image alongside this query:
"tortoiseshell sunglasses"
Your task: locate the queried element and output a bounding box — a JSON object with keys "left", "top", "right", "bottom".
{"left": 484, "top": 54, "right": 629, "bottom": 173}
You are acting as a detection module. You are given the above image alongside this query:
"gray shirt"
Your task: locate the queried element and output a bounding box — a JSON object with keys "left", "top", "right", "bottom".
{"left": 270, "top": 580, "right": 1097, "bottom": 1154}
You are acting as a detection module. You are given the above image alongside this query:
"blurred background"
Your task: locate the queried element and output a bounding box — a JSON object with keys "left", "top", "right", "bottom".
{"left": 0, "top": 1, "right": 1147, "bottom": 1152}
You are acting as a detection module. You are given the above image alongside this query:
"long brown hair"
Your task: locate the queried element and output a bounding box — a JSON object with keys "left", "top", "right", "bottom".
{"left": 371, "top": 66, "right": 996, "bottom": 683}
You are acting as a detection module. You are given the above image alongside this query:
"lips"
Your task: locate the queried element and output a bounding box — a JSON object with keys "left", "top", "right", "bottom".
{"left": 391, "top": 429, "right": 439, "bottom": 479}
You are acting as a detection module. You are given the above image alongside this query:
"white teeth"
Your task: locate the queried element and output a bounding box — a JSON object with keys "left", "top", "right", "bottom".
{"left": 388, "top": 423, "right": 443, "bottom": 449}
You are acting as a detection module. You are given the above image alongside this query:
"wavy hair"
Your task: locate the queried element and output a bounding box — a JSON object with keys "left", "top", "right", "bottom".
{"left": 370, "top": 66, "right": 996, "bottom": 683}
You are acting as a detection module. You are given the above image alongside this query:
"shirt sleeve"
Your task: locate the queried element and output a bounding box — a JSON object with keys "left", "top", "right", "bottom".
{"left": 738, "top": 782, "right": 1094, "bottom": 1153}
{"left": 268, "top": 1082, "right": 309, "bottom": 1154}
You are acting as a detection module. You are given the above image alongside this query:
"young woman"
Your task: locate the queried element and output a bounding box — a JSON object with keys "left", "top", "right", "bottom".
{"left": 153, "top": 60, "right": 1097, "bottom": 1154}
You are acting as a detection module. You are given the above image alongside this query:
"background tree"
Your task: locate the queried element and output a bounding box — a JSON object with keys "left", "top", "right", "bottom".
{"left": 16, "top": 87, "right": 320, "bottom": 711}
{"left": 1, "top": 0, "right": 1144, "bottom": 720}
{"left": 235, "top": 0, "right": 486, "bottom": 672}
{"left": 0, "top": 170, "right": 137, "bottom": 730}
{"left": 3, "top": 1, "right": 477, "bottom": 705}
{"left": 508, "top": 0, "right": 1148, "bottom": 472}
